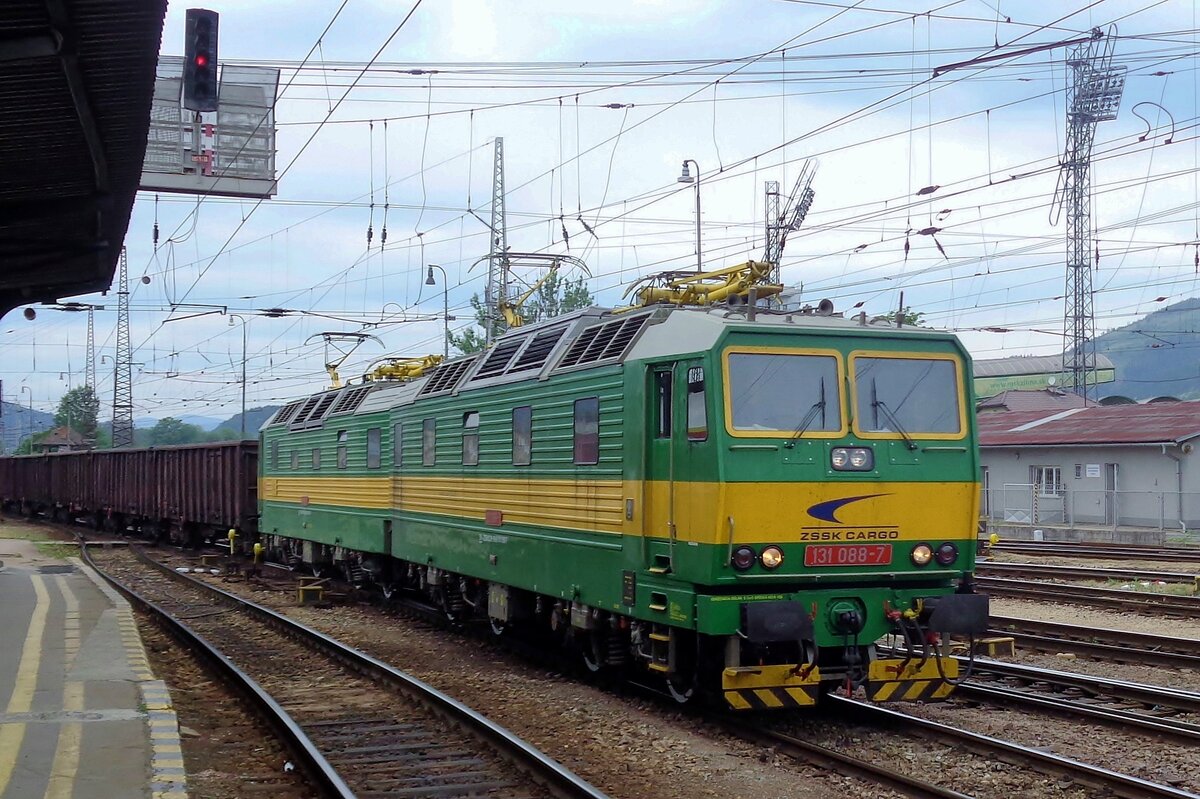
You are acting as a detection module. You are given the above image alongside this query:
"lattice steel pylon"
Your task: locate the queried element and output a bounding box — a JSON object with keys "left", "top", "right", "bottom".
{"left": 1051, "top": 27, "right": 1125, "bottom": 400}
{"left": 85, "top": 306, "right": 96, "bottom": 390}
{"left": 762, "top": 160, "right": 817, "bottom": 291}
{"left": 112, "top": 247, "right": 134, "bottom": 448}
{"left": 484, "top": 137, "right": 510, "bottom": 344}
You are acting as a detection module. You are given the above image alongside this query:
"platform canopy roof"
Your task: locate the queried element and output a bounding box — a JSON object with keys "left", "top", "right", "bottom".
{"left": 0, "top": 0, "right": 166, "bottom": 317}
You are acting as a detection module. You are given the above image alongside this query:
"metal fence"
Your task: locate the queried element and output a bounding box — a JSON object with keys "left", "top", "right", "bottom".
{"left": 982, "top": 483, "right": 1200, "bottom": 533}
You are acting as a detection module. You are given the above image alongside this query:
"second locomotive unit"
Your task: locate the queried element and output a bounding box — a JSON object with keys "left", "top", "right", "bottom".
{"left": 259, "top": 297, "right": 988, "bottom": 709}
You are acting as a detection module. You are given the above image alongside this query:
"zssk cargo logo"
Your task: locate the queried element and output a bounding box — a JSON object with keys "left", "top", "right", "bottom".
{"left": 799, "top": 493, "right": 899, "bottom": 542}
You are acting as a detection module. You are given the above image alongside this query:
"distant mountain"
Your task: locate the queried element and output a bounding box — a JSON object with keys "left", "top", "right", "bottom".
{"left": 1096, "top": 297, "right": 1200, "bottom": 401}
{"left": 0, "top": 401, "right": 56, "bottom": 454}
{"left": 179, "top": 415, "right": 225, "bottom": 431}
{"left": 209, "top": 406, "right": 281, "bottom": 439}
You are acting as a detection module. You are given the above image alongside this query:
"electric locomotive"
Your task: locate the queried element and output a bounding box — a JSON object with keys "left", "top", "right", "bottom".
{"left": 259, "top": 289, "right": 988, "bottom": 710}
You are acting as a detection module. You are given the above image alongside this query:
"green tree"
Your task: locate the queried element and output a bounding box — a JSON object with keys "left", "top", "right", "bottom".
{"left": 874, "top": 305, "right": 925, "bottom": 327}
{"left": 15, "top": 430, "right": 50, "bottom": 455}
{"left": 148, "top": 417, "right": 204, "bottom": 445}
{"left": 447, "top": 273, "right": 595, "bottom": 355}
{"left": 54, "top": 386, "right": 100, "bottom": 441}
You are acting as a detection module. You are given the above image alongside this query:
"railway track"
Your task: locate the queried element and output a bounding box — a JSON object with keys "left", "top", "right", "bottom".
{"left": 721, "top": 720, "right": 975, "bottom": 799}
{"left": 975, "top": 576, "right": 1200, "bottom": 617}
{"left": 978, "top": 561, "right": 1200, "bottom": 586}
{"left": 825, "top": 696, "right": 1200, "bottom": 799}
{"left": 981, "top": 541, "right": 1200, "bottom": 563}
{"left": 988, "top": 615, "right": 1200, "bottom": 669}
{"left": 959, "top": 659, "right": 1200, "bottom": 742}
{"left": 84, "top": 544, "right": 607, "bottom": 799}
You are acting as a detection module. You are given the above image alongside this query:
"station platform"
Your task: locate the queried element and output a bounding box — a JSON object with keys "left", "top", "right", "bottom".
{"left": 0, "top": 539, "right": 188, "bottom": 799}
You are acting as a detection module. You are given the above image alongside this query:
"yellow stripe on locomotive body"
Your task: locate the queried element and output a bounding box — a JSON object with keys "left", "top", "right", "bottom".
{"left": 261, "top": 475, "right": 979, "bottom": 547}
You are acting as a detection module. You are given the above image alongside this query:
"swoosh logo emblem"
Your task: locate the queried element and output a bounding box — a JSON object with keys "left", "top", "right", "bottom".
{"left": 806, "top": 494, "right": 888, "bottom": 524}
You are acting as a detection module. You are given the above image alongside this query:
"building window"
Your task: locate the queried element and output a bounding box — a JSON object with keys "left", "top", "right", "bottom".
{"left": 367, "top": 427, "right": 381, "bottom": 469}
{"left": 1074, "top": 464, "right": 1082, "bottom": 479}
{"left": 337, "top": 430, "right": 348, "bottom": 469}
{"left": 290, "top": 451, "right": 299, "bottom": 470}
{"left": 312, "top": 448, "right": 321, "bottom": 470}
{"left": 512, "top": 406, "right": 532, "bottom": 466}
{"left": 1032, "top": 466, "right": 1062, "bottom": 497}
{"left": 574, "top": 397, "right": 599, "bottom": 465}
{"left": 422, "top": 418, "right": 436, "bottom": 466}
{"left": 686, "top": 365, "right": 707, "bottom": 442}
{"left": 654, "top": 370, "right": 672, "bottom": 438}
{"left": 462, "top": 412, "right": 480, "bottom": 466}
{"left": 393, "top": 422, "right": 404, "bottom": 467}
{"left": 271, "top": 440, "right": 279, "bottom": 469}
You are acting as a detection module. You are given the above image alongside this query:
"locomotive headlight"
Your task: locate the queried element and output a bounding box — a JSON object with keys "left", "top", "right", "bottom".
{"left": 731, "top": 545, "right": 757, "bottom": 571}
{"left": 831, "top": 447, "right": 873, "bottom": 471}
{"left": 760, "top": 545, "right": 784, "bottom": 570}
{"left": 935, "top": 542, "right": 959, "bottom": 566}
{"left": 910, "top": 543, "right": 934, "bottom": 566}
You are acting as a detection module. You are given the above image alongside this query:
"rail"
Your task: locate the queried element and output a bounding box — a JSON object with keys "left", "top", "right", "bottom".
{"left": 981, "top": 540, "right": 1200, "bottom": 563}
{"left": 977, "top": 561, "right": 1199, "bottom": 586}
{"left": 826, "top": 695, "right": 1199, "bottom": 799}
{"left": 85, "top": 544, "right": 609, "bottom": 799}
{"left": 959, "top": 660, "right": 1200, "bottom": 742}
{"left": 975, "top": 575, "right": 1200, "bottom": 617}
{"left": 987, "top": 615, "right": 1200, "bottom": 669}
{"left": 719, "top": 719, "right": 975, "bottom": 799}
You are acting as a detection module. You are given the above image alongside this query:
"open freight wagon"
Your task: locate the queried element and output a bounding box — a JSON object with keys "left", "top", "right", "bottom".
{"left": 0, "top": 441, "right": 258, "bottom": 543}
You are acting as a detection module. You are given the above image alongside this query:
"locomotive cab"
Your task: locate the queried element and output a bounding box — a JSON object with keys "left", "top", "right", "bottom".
{"left": 632, "top": 314, "right": 988, "bottom": 708}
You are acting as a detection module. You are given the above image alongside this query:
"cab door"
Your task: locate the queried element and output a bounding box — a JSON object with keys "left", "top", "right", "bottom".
{"left": 644, "top": 365, "right": 677, "bottom": 574}
{"left": 643, "top": 360, "right": 711, "bottom": 576}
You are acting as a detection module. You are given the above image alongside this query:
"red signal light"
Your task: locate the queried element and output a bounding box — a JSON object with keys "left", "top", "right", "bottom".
{"left": 195, "top": 54, "right": 208, "bottom": 67}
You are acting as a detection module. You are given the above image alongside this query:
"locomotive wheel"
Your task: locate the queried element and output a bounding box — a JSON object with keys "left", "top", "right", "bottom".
{"left": 665, "top": 669, "right": 697, "bottom": 704}
{"left": 580, "top": 631, "right": 607, "bottom": 673}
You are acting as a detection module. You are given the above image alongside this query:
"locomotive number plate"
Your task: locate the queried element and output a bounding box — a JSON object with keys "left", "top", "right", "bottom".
{"left": 804, "top": 543, "right": 892, "bottom": 567}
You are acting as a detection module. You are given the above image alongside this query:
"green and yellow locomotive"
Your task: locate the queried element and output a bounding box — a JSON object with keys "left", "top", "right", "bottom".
{"left": 259, "top": 284, "right": 988, "bottom": 710}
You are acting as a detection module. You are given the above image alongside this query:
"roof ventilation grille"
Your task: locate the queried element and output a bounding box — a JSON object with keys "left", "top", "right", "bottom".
{"left": 419, "top": 357, "right": 478, "bottom": 396}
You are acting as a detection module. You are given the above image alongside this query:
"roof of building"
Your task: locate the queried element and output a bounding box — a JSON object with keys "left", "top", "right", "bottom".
{"left": 977, "top": 389, "right": 1097, "bottom": 414}
{"left": 974, "top": 352, "right": 1114, "bottom": 378}
{"left": 0, "top": 0, "right": 167, "bottom": 316}
{"left": 35, "top": 426, "right": 87, "bottom": 448}
{"left": 978, "top": 401, "right": 1200, "bottom": 447}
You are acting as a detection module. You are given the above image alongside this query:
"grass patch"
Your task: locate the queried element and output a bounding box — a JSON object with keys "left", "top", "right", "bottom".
{"left": 1102, "top": 578, "right": 1197, "bottom": 596}
{"left": 34, "top": 542, "right": 80, "bottom": 560}
{"left": 0, "top": 523, "right": 52, "bottom": 541}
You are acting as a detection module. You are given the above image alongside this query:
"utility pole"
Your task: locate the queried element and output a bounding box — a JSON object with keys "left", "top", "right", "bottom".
{"left": 1052, "top": 28, "right": 1125, "bottom": 401}
{"left": 485, "top": 137, "right": 509, "bottom": 345}
{"left": 112, "top": 247, "right": 134, "bottom": 448}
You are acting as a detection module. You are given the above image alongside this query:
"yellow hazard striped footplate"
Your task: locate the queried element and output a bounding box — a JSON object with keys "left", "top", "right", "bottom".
{"left": 867, "top": 657, "right": 958, "bottom": 702}
{"left": 722, "top": 664, "right": 821, "bottom": 710}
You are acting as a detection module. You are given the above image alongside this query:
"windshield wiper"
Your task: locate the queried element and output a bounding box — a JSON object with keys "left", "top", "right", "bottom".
{"left": 871, "top": 379, "right": 917, "bottom": 451}
{"left": 784, "top": 377, "right": 826, "bottom": 448}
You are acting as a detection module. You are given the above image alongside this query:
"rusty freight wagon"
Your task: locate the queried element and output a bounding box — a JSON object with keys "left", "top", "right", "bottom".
{"left": 0, "top": 441, "right": 258, "bottom": 542}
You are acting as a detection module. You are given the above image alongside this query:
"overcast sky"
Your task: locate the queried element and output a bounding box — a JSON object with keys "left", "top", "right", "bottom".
{"left": 3, "top": 0, "right": 1197, "bottom": 421}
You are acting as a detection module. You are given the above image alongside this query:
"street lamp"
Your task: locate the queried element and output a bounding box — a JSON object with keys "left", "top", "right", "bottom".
{"left": 426, "top": 265, "right": 449, "bottom": 359}
{"left": 677, "top": 159, "right": 702, "bottom": 273}
{"left": 228, "top": 315, "right": 248, "bottom": 439}
{"left": 20, "top": 386, "right": 31, "bottom": 450}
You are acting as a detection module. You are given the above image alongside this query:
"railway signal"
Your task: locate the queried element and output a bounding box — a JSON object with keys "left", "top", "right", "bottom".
{"left": 182, "top": 9, "right": 219, "bottom": 112}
